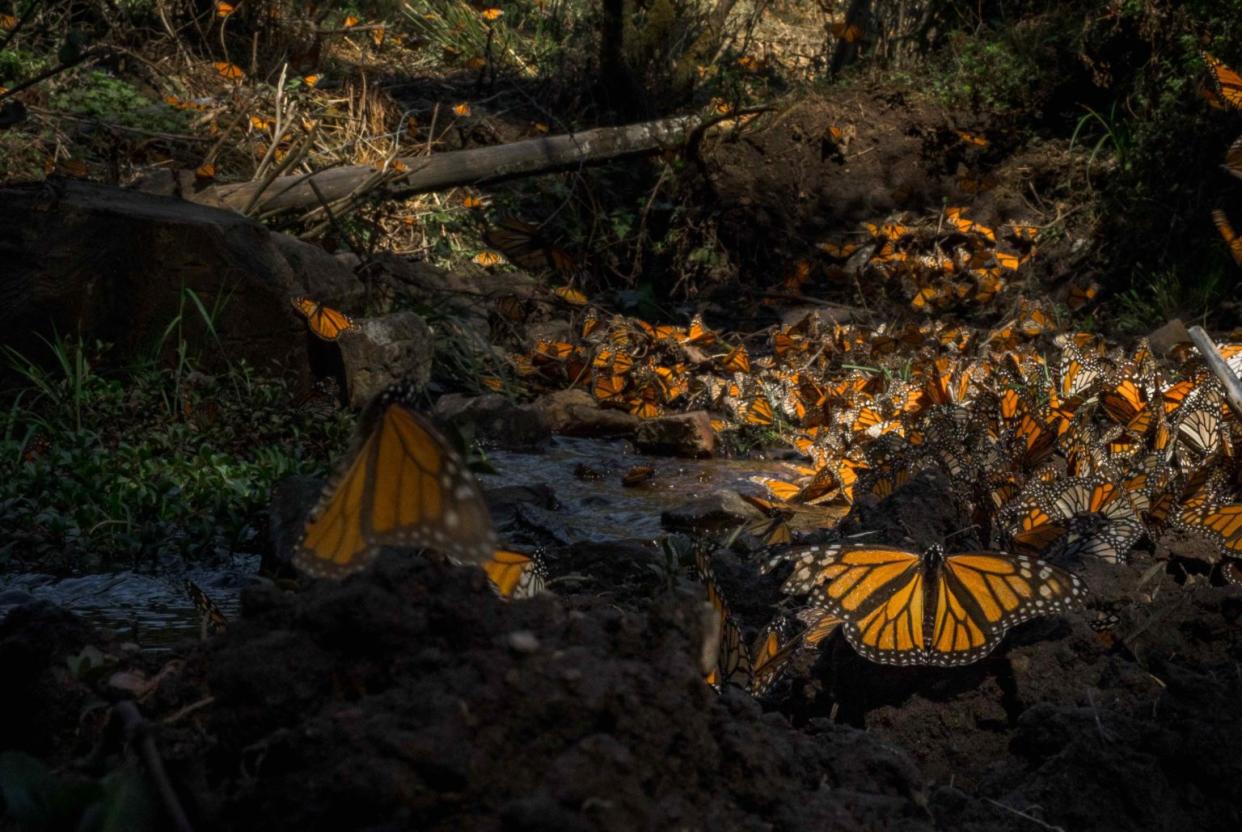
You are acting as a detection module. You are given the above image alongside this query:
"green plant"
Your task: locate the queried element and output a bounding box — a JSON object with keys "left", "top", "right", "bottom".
{"left": 0, "top": 335, "right": 353, "bottom": 567}
{"left": 0, "top": 751, "right": 158, "bottom": 832}
{"left": 1113, "top": 267, "right": 1228, "bottom": 333}
{"left": 931, "top": 25, "right": 1061, "bottom": 115}
{"left": 49, "top": 71, "right": 191, "bottom": 133}
{"left": 1070, "top": 103, "right": 1137, "bottom": 190}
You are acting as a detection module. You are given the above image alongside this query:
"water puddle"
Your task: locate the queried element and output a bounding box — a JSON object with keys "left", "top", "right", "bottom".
{"left": 484, "top": 435, "right": 798, "bottom": 543}
{"left": 0, "top": 558, "right": 258, "bottom": 650}
{"left": 0, "top": 437, "right": 799, "bottom": 646}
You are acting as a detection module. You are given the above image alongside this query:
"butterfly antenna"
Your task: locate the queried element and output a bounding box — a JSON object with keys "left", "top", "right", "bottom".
{"left": 942, "top": 524, "right": 981, "bottom": 547}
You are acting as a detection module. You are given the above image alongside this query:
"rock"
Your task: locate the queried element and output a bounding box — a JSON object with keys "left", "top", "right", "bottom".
{"left": 337, "top": 311, "right": 434, "bottom": 407}
{"left": 0, "top": 180, "right": 362, "bottom": 389}
{"left": 433, "top": 393, "right": 551, "bottom": 450}
{"left": 533, "top": 390, "right": 641, "bottom": 437}
{"left": 660, "top": 490, "right": 764, "bottom": 533}
{"left": 369, "top": 255, "right": 488, "bottom": 323}
{"left": 486, "top": 483, "right": 560, "bottom": 534}
{"left": 569, "top": 539, "right": 665, "bottom": 583}
{"left": 634, "top": 411, "right": 717, "bottom": 457}
{"left": 507, "top": 631, "right": 540, "bottom": 653}
{"left": 266, "top": 475, "right": 325, "bottom": 576}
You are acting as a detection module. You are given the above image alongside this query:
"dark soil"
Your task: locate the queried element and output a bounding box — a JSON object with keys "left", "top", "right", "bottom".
{"left": 6, "top": 472, "right": 1241, "bottom": 830}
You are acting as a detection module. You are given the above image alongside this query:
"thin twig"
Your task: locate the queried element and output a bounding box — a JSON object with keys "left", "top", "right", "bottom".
{"left": 114, "top": 701, "right": 195, "bottom": 832}
{"left": 27, "top": 107, "right": 211, "bottom": 142}
{"left": 982, "top": 799, "right": 1065, "bottom": 832}
{"left": 243, "top": 124, "right": 318, "bottom": 216}
{"left": 161, "top": 696, "right": 216, "bottom": 725}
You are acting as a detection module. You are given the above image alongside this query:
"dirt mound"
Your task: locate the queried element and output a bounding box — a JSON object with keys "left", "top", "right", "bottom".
{"left": 188, "top": 554, "right": 931, "bottom": 831}
{"left": 0, "top": 601, "right": 104, "bottom": 758}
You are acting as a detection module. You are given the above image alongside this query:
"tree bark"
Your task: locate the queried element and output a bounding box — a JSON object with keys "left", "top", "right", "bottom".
{"left": 188, "top": 114, "right": 701, "bottom": 216}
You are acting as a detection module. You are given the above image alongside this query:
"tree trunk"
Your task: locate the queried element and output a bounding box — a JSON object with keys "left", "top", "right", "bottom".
{"left": 189, "top": 114, "right": 701, "bottom": 216}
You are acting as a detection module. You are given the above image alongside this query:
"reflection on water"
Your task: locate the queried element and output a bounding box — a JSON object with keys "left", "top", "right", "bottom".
{"left": 0, "top": 436, "right": 801, "bottom": 648}
{"left": 484, "top": 435, "right": 799, "bottom": 543}
{"left": 0, "top": 558, "right": 257, "bottom": 650}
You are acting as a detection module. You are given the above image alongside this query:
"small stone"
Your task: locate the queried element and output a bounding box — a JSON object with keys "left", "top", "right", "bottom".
{"left": 634, "top": 411, "right": 716, "bottom": 458}
{"left": 507, "top": 631, "right": 540, "bottom": 653}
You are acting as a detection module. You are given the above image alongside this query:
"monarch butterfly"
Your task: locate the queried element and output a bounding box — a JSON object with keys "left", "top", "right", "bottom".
{"left": 1212, "top": 209, "right": 1242, "bottom": 266}
{"left": 1056, "top": 337, "right": 1108, "bottom": 400}
{"left": 1224, "top": 135, "right": 1242, "bottom": 182}
{"left": 922, "top": 358, "right": 975, "bottom": 407}
{"left": 683, "top": 314, "right": 717, "bottom": 346}
{"left": 482, "top": 549, "right": 547, "bottom": 599}
{"left": 1219, "top": 342, "right": 1242, "bottom": 376}
{"left": 946, "top": 206, "right": 996, "bottom": 242}
{"left": 552, "top": 285, "right": 588, "bottom": 306}
{"left": 1161, "top": 378, "right": 1197, "bottom": 414}
{"left": 954, "top": 129, "right": 989, "bottom": 147}
{"left": 290, "top": 296, "right": 357, "bottom": 341}
{"left": 764, "top": 543, "right": 1085, "bottom": 667}
{"left": 793, "top": 607, "right": 843, "bottom": 649}
{"left": 213, "top": 61, "right": 245, "bottom": 79}
{"left": 184, "top": 579, "right": 228, "bottom": 635}
{"left": 1005, "top": 411, "right": 1057, "bottom": 471}
{"left": 592, "top": 347, "right": 635, "bottom": 377}
{"left": 592, "top": 373, "right": 628, "bottom": 404}
{"left": 740, "top": 394, "right": 774, "bottom": 427}
{"left": 1003, "top": 477, "right": 1143, "bottom": 563}
{"left": 294, "top": 382, "right": 497, "bottom": 578}
{"left": 817, "top": 241, "right": 859, "bottom": 259}
{"left": 719, "top": 344, "right": 751, "bottom": 375}
{"left": 1204, "top": 52, "right": 1242, "bottom": 111}
{"left": 749, "top": 617, "right": 801, "bottom": 695}
{"left": 694, "top": 548, "right": 752, "bottom": 690}
{"left": 1099, "top": 378, "right": 1154, "bottom": 436}
{"left": 483, "top": 218, "right": 576, "bottom": 276}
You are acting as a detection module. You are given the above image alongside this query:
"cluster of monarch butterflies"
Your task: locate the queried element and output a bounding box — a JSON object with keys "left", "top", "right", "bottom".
{"left": 1202, "top": 53, "right": 1242, "bottom": 266}
{"left": 695, "top": 547, "right": 842, "bottom": 694}
{"left": 691, "top": 327, "right": 1239, "bottom": 685}
{"left": 292, "top": 380, "right": 546, "bottom": 600}
{"left": 802, "top": 206, "right": 1043, "bottom": 315}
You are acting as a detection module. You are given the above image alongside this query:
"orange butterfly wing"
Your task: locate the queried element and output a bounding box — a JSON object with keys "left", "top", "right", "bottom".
{"left": 291, "top": 296, "right": 356, "bottom": 341}
{"left": 295, "top": 396, "right": 497, "bottom": 577}
{"left": 483, "top": 549, "right": 546, "bottom": 598}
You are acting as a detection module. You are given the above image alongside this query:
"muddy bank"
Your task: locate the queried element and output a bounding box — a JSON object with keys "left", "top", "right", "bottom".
{"left": 2, "top": 556, "right": 933, "bottom": 831}
{"left": 5, "top": 536, "right": 1240, "bottom": 831}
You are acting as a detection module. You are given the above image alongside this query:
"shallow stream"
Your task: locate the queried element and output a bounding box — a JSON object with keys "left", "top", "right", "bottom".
{"left": 0, "top": 436, "right": 796, "bottom": 647}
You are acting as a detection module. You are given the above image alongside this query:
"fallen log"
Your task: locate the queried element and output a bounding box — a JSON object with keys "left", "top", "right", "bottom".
{"left": 189, "top": 114, "right": 702, "bottom": 216}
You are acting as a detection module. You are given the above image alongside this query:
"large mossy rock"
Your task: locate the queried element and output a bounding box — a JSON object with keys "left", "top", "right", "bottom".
{"left": 0, "top": 179, "right": 364, "bottom": 388}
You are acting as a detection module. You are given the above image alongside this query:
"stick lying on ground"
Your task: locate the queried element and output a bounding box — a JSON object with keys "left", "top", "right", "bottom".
{"left": 1187, "top": 325, "right": 1242, "bottom": 419}
{"left": 189, "top": 115, "right": 702, "bottom": 216}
